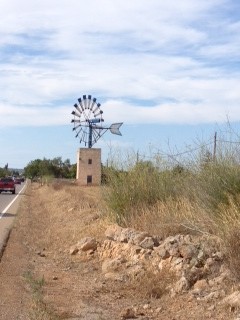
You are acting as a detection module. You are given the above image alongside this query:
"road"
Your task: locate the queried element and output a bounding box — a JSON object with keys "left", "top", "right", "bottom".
{"left": 0, "top": 182, "right": 27, "bottom": 259}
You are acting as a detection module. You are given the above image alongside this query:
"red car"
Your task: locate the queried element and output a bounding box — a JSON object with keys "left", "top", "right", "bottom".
{"left": 13, "top": 177, "right": 22, "bottom": 184}
{"left": 0, "top": 177, "right": 16, "bottom": 194}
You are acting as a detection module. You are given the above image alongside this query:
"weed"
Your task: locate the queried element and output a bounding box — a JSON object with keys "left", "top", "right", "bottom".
{"left": 23, "top": 271, "right": 45, "bottom": 298}
{"left": 23, "top": 271, "right": 60, "bottom": 320}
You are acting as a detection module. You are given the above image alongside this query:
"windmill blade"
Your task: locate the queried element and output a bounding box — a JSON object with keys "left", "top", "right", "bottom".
{"left": 74, "top": 103, "right": 82, "bottom": 114}
{"left": 87, "top": 95, "right": 92, "bottom": 109}
{"left": 78, "top": 98, "right": 85, "bottom": 111}
{"left": 72, "top": 110, "right": 81, "bottom": 117}
{"left": 94, "top": 110, "right": 103, "bottom": 117}
{"left": 93, "top": 103, "right": 101, "bottom": 113}
{"left": 83, "top": 95, "right": 87, "bottom": 109}
{"left": 110, "top": 122, "right": 123, "bottom": 136}
{"left": 90, "top": 97, "right": 97, "bottom": 111}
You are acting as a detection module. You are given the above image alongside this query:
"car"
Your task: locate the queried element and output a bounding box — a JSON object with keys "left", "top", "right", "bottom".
{"left": 0, "top": 177, "right": 16, "bottom": 194}
{"left": 13, "top": 177, "right": 22, "bottom": 184}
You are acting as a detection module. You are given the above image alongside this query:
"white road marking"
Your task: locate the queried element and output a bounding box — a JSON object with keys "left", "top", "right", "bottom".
{"left": 0, "top": 184, "right": 27, "bottom": 220}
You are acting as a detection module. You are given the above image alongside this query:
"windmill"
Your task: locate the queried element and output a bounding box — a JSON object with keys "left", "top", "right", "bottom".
{"left": 71, "top": 95, "right": 123, "bottom": 148}
{"left": 71, "top": 95, "right": 123, "bottom": 185}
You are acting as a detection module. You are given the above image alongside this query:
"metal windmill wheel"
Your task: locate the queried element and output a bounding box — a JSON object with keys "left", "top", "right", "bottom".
{"left": 71, "top": 95, "right": 123, "bottom": 148}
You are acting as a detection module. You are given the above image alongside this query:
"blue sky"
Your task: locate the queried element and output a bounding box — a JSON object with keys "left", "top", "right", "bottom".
{"left": 0, "top": 0, "right": 240, "bottom": 168}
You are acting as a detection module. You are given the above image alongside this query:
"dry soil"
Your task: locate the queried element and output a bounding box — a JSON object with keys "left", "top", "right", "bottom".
{"left": 0, "top": 182, "right": 237, "bottom": 319}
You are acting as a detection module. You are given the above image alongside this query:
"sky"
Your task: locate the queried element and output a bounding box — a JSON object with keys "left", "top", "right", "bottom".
{"left": 0, "top": 0, "right": 240, "bottom": 169}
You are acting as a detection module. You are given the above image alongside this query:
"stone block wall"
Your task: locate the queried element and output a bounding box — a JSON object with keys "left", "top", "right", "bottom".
{"left": 76, "top": 148, "right": 101, "bottom": 186}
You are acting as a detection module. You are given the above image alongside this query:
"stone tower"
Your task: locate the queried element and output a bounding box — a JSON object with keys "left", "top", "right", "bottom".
{"left": 76, "top": 148, "right": 101, "bottom": 185}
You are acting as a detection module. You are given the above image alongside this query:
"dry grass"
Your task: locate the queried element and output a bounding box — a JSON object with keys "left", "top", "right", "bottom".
{"left": 128, "top": 268, "right": 176, "bottom": 300}
{"left": 114, "top": 197, "right": 216, "bottom": 238}
{"left": 28, "top": 182, "right": 109, "bottom": 252}
{"left": 215, "top": 196, "right": 240, "bottom": 280}
{"left": 32, "top": 178, "right": 240, "bottom": 284}
{"left": 102, "top": 155, "right": 240, "bottom": 281}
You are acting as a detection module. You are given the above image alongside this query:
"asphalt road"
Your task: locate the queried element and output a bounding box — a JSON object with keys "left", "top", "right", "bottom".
{"left": 0, "top": 182, "right": 27, "bottom": 259}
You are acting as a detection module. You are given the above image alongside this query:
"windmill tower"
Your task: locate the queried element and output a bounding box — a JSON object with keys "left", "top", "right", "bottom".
{"left": 71, "top": 95, "right": 123, "bottom": 186}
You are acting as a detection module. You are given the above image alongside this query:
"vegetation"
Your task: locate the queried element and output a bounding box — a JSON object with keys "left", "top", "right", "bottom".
{"left": 24, "top": 157, "right": 76, "bottom": 181}
{"left": 1, "top": 157, "right": 77, "bottom": 181}
{"left": 23, "top": 271, "right": 60, "bottom": 319}
{"left": 102, "top": 139, "right": 240, "bottom": 279}
{"left": 0, "top": 163, "right": 12, "bottom": 178}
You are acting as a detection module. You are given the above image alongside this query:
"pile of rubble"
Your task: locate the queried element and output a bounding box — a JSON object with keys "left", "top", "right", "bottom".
{"left": 70, "top": 224, "right": 240, "bottom": 313}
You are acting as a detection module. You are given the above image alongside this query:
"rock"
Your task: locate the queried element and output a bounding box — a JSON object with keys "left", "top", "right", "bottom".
{"left": 139, "top": 237, "right": 155, "bottom": 250}
{"left": 69, "top": 246, "right": 79, "bottom": 255}
{"left": 121, "top": 307, "right": 137, "bottom": 319}
{"left": 104, "top": 272, "right": 125, "bottom": 282}
{"left": 222, "top": 291, "right": 240, "bottom": 308}
{"left": 130, "top": 231, "right": 150, "bottom": 246}
{"left": 193, "top": 279, "right": 209, "bottom": 291}
{"left": 170, "top": 257, "right": 184, "bottom": 272}
{"left": 203, "top": 290, "right": 225, "bottom": 302}
{"left": 75, "top": 226, "right": 229, "bottom": 304}
{"left": 126, "top": 264, "right": 145, "bottom": 278}
{"left": 119, "top": 228, "right": 136, "bottom": 243}
{"left": 102, "top": 257, "right": 126, "bottom": 273}
{"left": 77, "top": 237, "right": 97, "bottom": 251}
{"left": 154, "top": 246, "right": 170, "bottom": 259}
{"left": 105, "top": 225, "right": 123, "bottom": 241}
{"left": 37, "top": 251, "right": 46, "bottom": 257}
{"left": 158, "top": 257, "right": 172, "bottom": 271}
{"left": 191, "top": 279, "right": 209, "bottom": 296}
{"left": 179, "top": 244, "right": 197, "bottom": 260}
{"left": 173, "top": 276, "right": 190, "bottom": 294}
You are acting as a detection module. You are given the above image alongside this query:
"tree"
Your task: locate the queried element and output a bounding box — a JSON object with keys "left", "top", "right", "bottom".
{"left": 24, "top": 157, "right": 76, "bottom": 180}
{"left": 24, "top": 159, "right": 42, "bottom": 180}
{"left": 0, "top": 166, "right": 11, "bottom": 178}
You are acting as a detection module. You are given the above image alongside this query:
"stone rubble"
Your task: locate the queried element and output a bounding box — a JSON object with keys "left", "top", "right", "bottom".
{"left": 70, "top": 224, "right": 239, "bottom": 316}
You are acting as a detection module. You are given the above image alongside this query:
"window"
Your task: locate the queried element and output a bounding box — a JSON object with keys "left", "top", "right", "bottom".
{"left": 88, "top": 159, "right": 92, "bottom": 164}
{"left": 87, "top": 175, "right": 92, "bottom": 184}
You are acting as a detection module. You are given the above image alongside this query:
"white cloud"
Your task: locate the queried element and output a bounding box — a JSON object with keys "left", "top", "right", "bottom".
{"left": 0, "top": 104, "right": 70, "bottom": 126}
{"left": 0, "top": 0, "right": 239, "bottom": 128}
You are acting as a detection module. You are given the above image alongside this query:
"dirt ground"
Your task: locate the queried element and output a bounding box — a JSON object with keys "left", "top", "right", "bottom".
{"left": 0, "top": 182, "right": 238, "bottom": 319}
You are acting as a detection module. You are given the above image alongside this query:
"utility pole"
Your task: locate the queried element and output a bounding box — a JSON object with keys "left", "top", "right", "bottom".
{"left": 136, "top": 151, "right": 139, "bottom": 164}
{"left": 213, "top": 132, "right": 217, "bottom": 161}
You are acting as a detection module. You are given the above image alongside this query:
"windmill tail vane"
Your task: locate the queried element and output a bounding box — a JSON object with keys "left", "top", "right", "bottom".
{"left": 71, "top": 95, "right": 123, "bottom": 148}
{"left": 109, "top": 123, "right": 123, "bottom": 136}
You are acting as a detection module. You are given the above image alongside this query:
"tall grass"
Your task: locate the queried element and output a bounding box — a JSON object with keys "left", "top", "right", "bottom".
{"left": 215, "top": 196, "right": 240, "bottom": 280}
{"left": 104, "top": 148, "right": 240, "bottom": 221}
{"left": 103, "top": 160, "right": 192, "bottom": 224}
{"left": 102, "top": 141, "right": 240, "bottom": 278}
